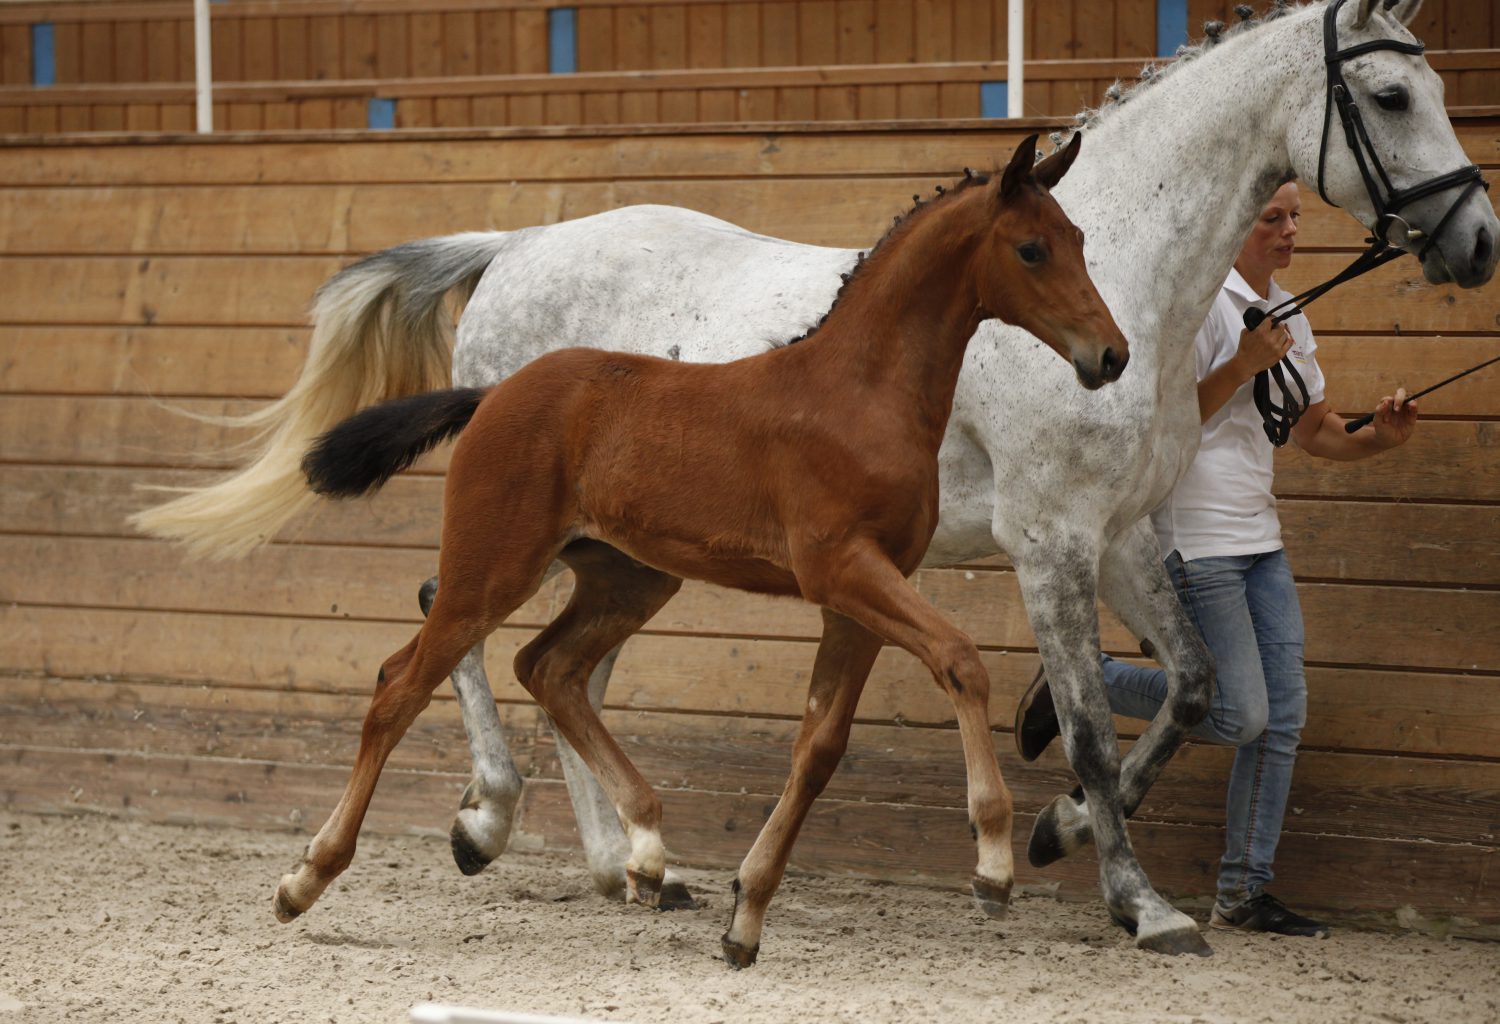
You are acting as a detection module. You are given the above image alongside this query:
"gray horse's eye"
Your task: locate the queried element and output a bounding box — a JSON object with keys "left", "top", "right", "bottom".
{"left": 1375, "top": 84, "right": 1410, "bottom": 112}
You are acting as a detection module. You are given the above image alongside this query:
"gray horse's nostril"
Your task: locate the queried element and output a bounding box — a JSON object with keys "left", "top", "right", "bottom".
{"left": 1474, "top": 225, "right": 1493, "bottom": 271}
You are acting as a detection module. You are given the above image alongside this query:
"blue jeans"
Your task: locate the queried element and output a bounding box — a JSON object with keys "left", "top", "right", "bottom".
{"left": 1102, "top": 549, "right": 1307, "bottom": 906}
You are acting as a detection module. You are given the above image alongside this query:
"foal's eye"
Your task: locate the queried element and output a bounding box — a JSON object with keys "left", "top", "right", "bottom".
{"left": 1017, "top": 241, "right": 1046, "bottom": 265}
{"left": 1374, "top": 85, "right": 1410, "bottom": 112}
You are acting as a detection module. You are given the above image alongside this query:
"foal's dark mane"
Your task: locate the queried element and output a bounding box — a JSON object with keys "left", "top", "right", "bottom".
{"left": 778, "top": 2, "right": 1305, "bottom": 350}
{"left": 778, "top": 168, "right": 993, "bottom": 347}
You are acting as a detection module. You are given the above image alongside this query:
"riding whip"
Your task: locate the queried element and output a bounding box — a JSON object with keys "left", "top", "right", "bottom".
{"left": 1341, "top": 352, "right": 1500, "bottom": 433}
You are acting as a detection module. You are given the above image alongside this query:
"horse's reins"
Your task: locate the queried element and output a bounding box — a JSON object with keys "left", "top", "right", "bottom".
{"left": 1244, "top": 0, "right": 1489, "bottom": 447}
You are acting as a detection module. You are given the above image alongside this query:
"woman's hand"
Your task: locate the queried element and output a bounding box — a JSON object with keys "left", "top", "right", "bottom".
{"left": 1231, "top": 317, "right": 1294, "bottom": 378}
{"left": 1371, "top": 387, "right": 1418, "bottom": 449}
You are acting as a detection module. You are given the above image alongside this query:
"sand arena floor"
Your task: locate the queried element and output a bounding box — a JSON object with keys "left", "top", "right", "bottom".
{"left": 1, "top": 812, "right": 1497, "bottom": 1024}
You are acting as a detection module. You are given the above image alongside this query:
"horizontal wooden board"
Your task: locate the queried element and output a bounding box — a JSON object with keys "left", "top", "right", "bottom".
{"left": 4, "top": 744, "right": 1495, "bottom": 926}
{"left": 3, "top": 250, "right": 1494, "bottom": 334}
{"left": 3, "top": 534, "right": 1497, "bottom": 672}
{"left": 7, "top": 395, "right": 1495, "bottom": 502}
{"left": 0, "top": 255, "right": 342, "bottom": 326}
{"left": 3, "top": 675, "right": 1497, "bottom": 847}
{"left": 0, "top": 325, "right": 311, "bottom": 397}
{"left": 0, "top": 119, "right": 1492, "bottom": 186}
{"left": 8, "top": 464, "right": 1498, "bottom": 586}
{"left": 5, "top": 179, "right": 1499, "bottom": 261}
{"left": 6, "top": 603, "right": 1499, "bottom": 757}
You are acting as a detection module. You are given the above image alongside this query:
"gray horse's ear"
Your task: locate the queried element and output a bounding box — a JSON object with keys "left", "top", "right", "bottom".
{"left": 999, "top": 133, "right": 1041, "bottom": 201}
{"left": 1034, "top": 132, "right": 1082, "bottom": 190}
{"left": 1352, "top": 0, "right": 1379, "bottom": 29}
{"left": 1383, "top": 0, "right": 1425, "bottom": 26}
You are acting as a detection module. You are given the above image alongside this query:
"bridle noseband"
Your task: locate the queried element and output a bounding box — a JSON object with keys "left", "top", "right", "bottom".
{"left": 1246, "top": 0, "right": 1488, "bottom": 446}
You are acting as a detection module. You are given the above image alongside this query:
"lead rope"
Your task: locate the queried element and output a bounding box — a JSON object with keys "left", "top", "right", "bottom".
{"left": 1242, "top": 238, "right": 1407, "bottom": 446}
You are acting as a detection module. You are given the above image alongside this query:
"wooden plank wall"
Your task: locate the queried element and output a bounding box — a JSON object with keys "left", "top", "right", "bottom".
{"left": 1, "top": 119, "right": 1498, "bottom": 931}
{"left": 2, "top": 51, "right": 1497, "bottom": 134}
{"left": 3, "top": 0, "right": 1490, "bottom": 86}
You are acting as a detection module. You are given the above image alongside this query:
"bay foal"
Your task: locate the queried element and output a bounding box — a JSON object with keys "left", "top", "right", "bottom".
{"left": 275, "top": 135, "right": 1129, "bottom": 964}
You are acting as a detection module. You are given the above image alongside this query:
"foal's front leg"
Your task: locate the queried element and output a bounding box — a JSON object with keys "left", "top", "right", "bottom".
{"left": 808, "top": 546, "right": 1016, "bottom": 916}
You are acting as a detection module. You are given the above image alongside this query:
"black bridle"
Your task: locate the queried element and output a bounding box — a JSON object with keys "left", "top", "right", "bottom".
{"left": 1245, "top": 0, "right": 1488, "bottom": 446}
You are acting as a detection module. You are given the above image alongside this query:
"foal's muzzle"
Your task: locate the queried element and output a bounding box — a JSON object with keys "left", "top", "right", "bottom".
{"left": 1073, "top": 345, "right": 1129, "bottom": 391}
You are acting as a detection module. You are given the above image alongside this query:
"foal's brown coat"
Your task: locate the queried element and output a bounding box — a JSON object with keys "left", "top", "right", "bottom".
{"left": 277, "top": 134, "right": 1128, "bottom": 964}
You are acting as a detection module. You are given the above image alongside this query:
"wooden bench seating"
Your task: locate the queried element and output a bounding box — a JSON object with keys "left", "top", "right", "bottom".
{"left": 1, "top": 50, "right": 1497, "bottom": 134}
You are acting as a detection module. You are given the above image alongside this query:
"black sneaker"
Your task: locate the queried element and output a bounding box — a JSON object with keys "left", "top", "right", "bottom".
{"left": 1210, "top": 893, "right": 1330, "bottom": 938}
{"left": 1013, "top": 666, "right": 1060, "bottom": 762}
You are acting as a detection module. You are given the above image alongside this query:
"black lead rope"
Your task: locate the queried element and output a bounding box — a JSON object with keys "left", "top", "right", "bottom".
{"left": 1242, "top": 238, "right": 1407, "bottom": 446}
{"left": 1245, "top": 0, "right": 1489, "bottom": 447}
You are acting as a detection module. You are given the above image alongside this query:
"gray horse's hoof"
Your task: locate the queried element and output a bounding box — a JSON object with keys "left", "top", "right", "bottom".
{"left": 1027, "top": 790, "right": 1088, "bottom": 868}
{"left": 971, "top": 876, "right": 1013, "bottom": 919}
{"left": 721, "top": 934, "right": 759, "bottom": 969}
{"left": 657, "top": 879, "right": 698, "bottom": 911}
{"left": 450, "top": 819, "right": 494, "bottom": 877}
{"left": 1137, "top": 924, "right": 1214, "bottom": 957}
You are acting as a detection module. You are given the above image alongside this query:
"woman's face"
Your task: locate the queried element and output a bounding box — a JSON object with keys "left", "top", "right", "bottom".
{"left": 1240, "top": 182, "right": 1301, "bottom": 276}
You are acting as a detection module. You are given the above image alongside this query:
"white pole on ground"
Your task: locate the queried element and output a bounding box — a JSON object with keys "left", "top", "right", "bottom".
{"left": 193, "top": 0, "right": 212, "bottom": 133}
{"left": 411, "top": 1005, "right": 627, "bottom": 1024}
{"left": 1007, "top": 0, "right": 1024, "bottom": 117}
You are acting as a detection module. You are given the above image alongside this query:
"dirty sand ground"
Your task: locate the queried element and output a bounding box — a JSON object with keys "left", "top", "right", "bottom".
{"left": 1, "top": 812, "right": 1496, "bottom": 1024}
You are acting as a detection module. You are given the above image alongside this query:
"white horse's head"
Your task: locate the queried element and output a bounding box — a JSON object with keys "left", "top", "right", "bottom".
{"left": 1287, "top": 0, "right": 1497, "bottom": 287}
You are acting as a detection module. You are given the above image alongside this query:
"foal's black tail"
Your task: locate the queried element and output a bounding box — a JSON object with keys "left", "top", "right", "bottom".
{"left": 302, "top": 386, "right": 489, "bottom": 498}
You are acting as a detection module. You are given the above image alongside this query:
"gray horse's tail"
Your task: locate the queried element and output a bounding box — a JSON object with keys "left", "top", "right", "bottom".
{"left": 130, "top": 232, "right": 508, "bottom": 559}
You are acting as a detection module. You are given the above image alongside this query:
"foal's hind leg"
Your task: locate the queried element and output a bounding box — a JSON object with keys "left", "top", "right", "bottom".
{"left": 273, "top": 583, "right": 522, "bottom": 922}
{"left": 512, "top": 541, "right": 683, "bottom": 907}
{"left": 722, "top": 609, "right": 882, "bottom": 967}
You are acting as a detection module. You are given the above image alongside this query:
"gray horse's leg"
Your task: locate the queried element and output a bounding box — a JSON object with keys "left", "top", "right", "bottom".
{"left": 1027, "top": 521, "right": 1215, "bottom": 865}
{"left": 549, "top": 643, "right": 697, "bottom": 909}
{"left": 420, "top": 576, "right": 525, "bottom": 875}
{"left": 1012, "top": 541, "right": 1210, "bottom": 956}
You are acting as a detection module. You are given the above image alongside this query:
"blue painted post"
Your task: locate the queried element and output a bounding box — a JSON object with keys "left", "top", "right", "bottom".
{"left": 980, "top": 81, "right": 1009, "bottom": 119}
{"left": 31, "top": 23, "right": 55, "bottom": 87}
{"left": 368, "top": 97, "right": 396, "bottom": 130}
{"left": 1157, "top": 0, "right": 1189, "bottom": 58}
{"left": 549, "top": 8, "right": 577, "bottom": 74}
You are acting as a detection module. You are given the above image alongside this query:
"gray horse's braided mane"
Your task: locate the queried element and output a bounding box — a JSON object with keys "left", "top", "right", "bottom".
{"left": 778, "top": 1, "right": 1318, "bottom": 348}
{"left": 1046, "top": 1, "right": 1305, "bottom": 156}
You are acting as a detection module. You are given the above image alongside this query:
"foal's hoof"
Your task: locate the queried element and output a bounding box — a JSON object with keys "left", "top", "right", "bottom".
{"left": 721, "top": 934, "right": 759, "bottom": 969}
{"left": 1027, "top": 791, "right": 1087, "bottom": 868}
{"left": 971, "top": 876, "right": 1013, "bottom": 920}
{"left": 626, "top": 867, "right": 663, "bottom": 908}
{"left": 1137, "top": 924, "right": 1214, "bottom": 958}
{"left": 657, "top": 878, "right": 699, "bottom": 911}
{"left": 272, "top": 880, "right": 305, "bottom": 924}
{"left": 450, "top": 818, "right": 495, "bottom": 877}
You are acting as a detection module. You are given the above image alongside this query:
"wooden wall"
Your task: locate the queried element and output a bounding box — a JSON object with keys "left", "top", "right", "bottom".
{"left": 1, "top": 117, "right": 1498, "bottom": 932}
{"left": 2, "top": 0, "right": 1493, "bottom": 87}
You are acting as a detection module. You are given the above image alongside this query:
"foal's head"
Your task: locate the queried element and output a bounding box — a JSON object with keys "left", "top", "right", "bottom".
{"left": 975, "top": 134, "right": 1129, "bottom": 390}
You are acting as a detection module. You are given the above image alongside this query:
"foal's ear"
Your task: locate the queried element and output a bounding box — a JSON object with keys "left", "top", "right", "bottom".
{"left": 1034, "top": 132, "right": 1082, "bottom": 190}
{"left": 999, "top": 133, "right": 1041, "bottom": 202}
